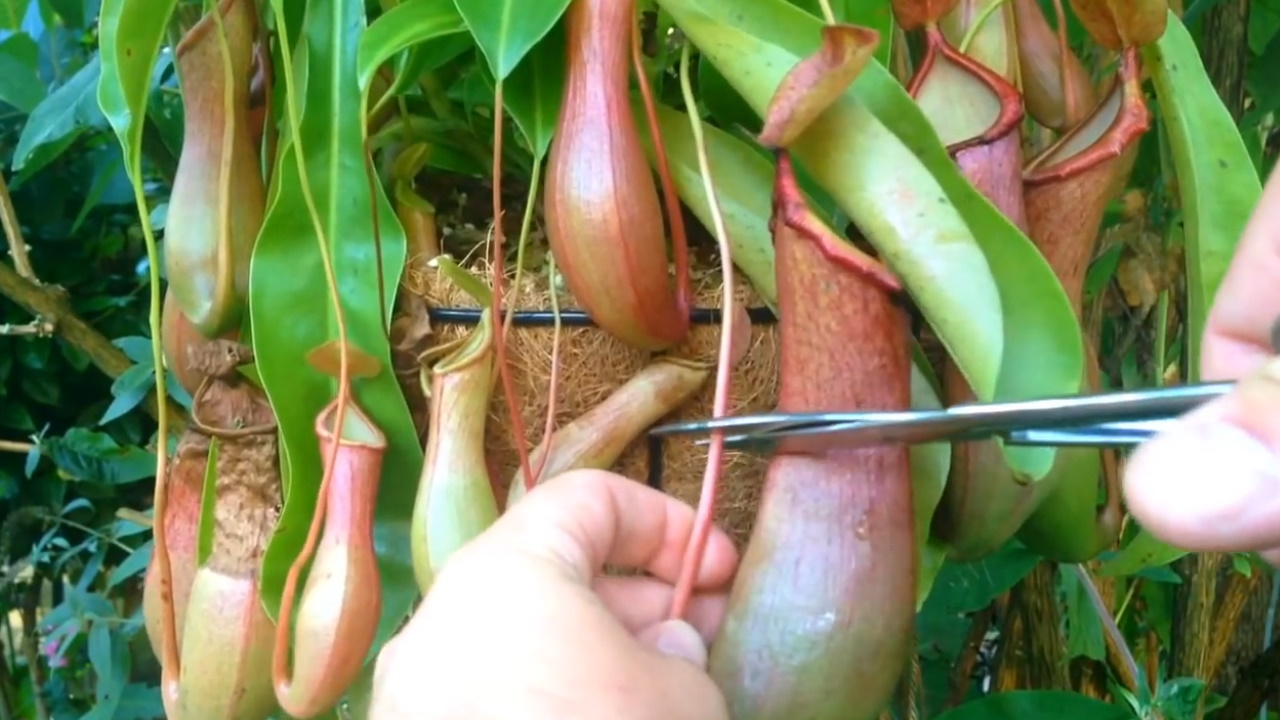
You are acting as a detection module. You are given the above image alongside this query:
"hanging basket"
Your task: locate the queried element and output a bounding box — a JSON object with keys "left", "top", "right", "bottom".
{"left": 417, "top": 264, "right": 779, "bottom": 549}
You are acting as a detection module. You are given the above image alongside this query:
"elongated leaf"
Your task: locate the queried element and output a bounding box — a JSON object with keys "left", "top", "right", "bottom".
{"left": 453, "top": 0, "right": 571, "bottom": 80}
{"left": 658, "top": 0, "right": 1083, "bottom": 479}
{"left": 1143, "top": 12, "right": 1263, "bottom": 381}
{"left": 505, "top": 16, "right": 566, "bottom": 159}
{"left": 254, "top": 0, "right": 425, "bottom": 657}
{"left": 357, "top": 0, "right": 469, "bottom": 92}
{"left": 96, "top": 0, "right": 177, "bottom": 173}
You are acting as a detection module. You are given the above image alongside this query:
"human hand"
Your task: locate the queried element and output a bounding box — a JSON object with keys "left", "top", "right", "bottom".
{"left": 366, "top": 469, "right": 739, "bottom": 720}
{"left": 1124, "top": 168, "right": 1280, "bottom": 562}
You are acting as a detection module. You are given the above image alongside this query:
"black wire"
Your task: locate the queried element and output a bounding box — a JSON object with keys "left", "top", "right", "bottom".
{"left": 427, "top": 306, "right": 779, "bottom": 327}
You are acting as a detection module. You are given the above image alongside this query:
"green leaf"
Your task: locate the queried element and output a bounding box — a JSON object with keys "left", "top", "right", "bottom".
{"left": 916, "top": 542, "right": 1039, "bottom": 662}
{"left": 1096, "top": 526, "right": 1189, "bottom": 577}
{"left": 0, "top": 32, "right": 44, "bottom": 113}
{"left": 12, "top": 56, "right": 105, "bottom": 171}
{"left": 43, "top": 428, "right": 157, "bottom": 485}
{"left": 107, "top": 539, "right": 153, "bottom": 589}
{"left": 504, "top": 16, "right": 566, "bottom": 160}
{"left": 84, "top": 620, "right": 131, "bottom": 720}
{"left": 1059, "top": 567, "right": 1106, "bottom": 661}
{"left": 99, "top": 364, "right": 155, "bottom": 426}
{"left": 357, "top": 0, "right": 468, "bottom": 92}
{"left": 934, "top": 691, "right": 1133, "bottom": 720}
{"left": 0, "top": 402, "right": 35, "bottom": 431}
{"left": 656, "top": 0, "right": 1083, "bottom": 480}
{"left": 639, "top": 102, "right": 777, "bottom": 308}
{"left": 96, "top": 0, "right": 178, "bottom": 173}
{"left": 112, "top": 336, "right": 155, "bottom": 365}
{"left": 1143, "top": 12, "right": 1263, "bottom": 381}
{"left": 1249, "top": 0, "right": 1280, "bottom": 54}
{"left": 0, "top": 0, "right": 31, "bottom": 28}
{"left": 254, "top": 0, "right": 425, "bottom": 659}
{"left": 452, "top": 0, "right": 571, "bottom": 80}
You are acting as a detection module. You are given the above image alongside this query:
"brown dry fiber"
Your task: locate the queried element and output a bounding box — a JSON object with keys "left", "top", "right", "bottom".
{"left": 171, "top": 343, "right": 281, "bottom": 720}
{"left": 418, "top": 263, "right": 779, "bottom": 548}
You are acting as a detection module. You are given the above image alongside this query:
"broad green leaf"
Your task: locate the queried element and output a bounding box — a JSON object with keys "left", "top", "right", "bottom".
{"left": 96, "top": 0, "right": 178, "bottom": 172}
{"left": 934, "top": 691, "right": 1132, "bottom": 720}
{"left": 375, "top": 32, "right": 475, "bottom": 113}
{"left": 254, "top": 0, "right": 425, "bottom": 658}
{"left": 1144, "top": 12, "right": 1263, "bottom": 381}
{"left": 0, "top": 32, "right": 44, "bottom": 113}
{"left": 84, "top": 621, "right": 131, "bottom": 720}
{"left": 657, "top": 0, "right": 1083, "bottom": 480}
{"left": 452, "top": 0, "right": 570, "bottom": 80}
{"left": 12, "top": 55, "right": 105, "bottom": 171}
{"left": 504, "top": 16, "right": 566, "bottom": 160}
{"left": 357, "top": 0, "right": 468, "bottom": 92}
{"left": 1096, "top": 526, "right": 1189, "bottom": 577}
{"left": 43, "top": 428, "right": 158, "bottom": 485}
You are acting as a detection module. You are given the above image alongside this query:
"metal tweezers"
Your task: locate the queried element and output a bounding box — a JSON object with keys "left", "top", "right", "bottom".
{"left": 648, "top": 381, "right": 1237, "bottom": 455}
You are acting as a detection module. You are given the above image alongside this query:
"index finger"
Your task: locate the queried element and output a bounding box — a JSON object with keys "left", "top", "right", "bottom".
{"left": 1202, "top": 167, "right": 1280, "bottom": 380}
{"left": 470, "top": 469, "right": 740, "bottom": 591}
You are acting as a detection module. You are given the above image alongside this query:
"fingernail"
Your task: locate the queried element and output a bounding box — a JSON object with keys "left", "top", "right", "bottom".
{"left": 640, "top": 619, "right": 708, "bottom": 668}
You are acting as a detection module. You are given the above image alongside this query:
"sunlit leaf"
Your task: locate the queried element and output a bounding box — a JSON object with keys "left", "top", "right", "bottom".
{"left": 453, "top": 0, "right": 571, "bottom": 80}
{"left": 1143, "top": 12, "right": 1263, "bottom": 380}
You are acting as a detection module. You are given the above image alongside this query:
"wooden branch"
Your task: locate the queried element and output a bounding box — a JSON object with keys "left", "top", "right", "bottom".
{"left": 0, "top": 259, "right": 188, "bottom": 428}
{"left": 0, "top": 174, "right": 36, "bottom": 282}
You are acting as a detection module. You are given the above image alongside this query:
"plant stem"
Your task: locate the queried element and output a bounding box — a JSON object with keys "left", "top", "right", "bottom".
{"left": 668, "top": 41, "right": 737, "bottom": 620}
{"left": 0, "top": 173, "right": 36, "bottom": 282}
{"left": 1073, "top": 563, "right": 1140, "bottom": 692}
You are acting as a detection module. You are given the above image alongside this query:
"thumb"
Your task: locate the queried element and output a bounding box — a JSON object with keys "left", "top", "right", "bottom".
{"left": 1125, "top": 357, "right": 1280, "bottom": 552}
{"left": 636, "top": 619, "right": 709, "bottom": 668}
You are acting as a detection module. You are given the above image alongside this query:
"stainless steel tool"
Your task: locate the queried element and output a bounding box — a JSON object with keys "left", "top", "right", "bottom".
{"left": 648, "top": 381, "right": 1236, "bottom": 455}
